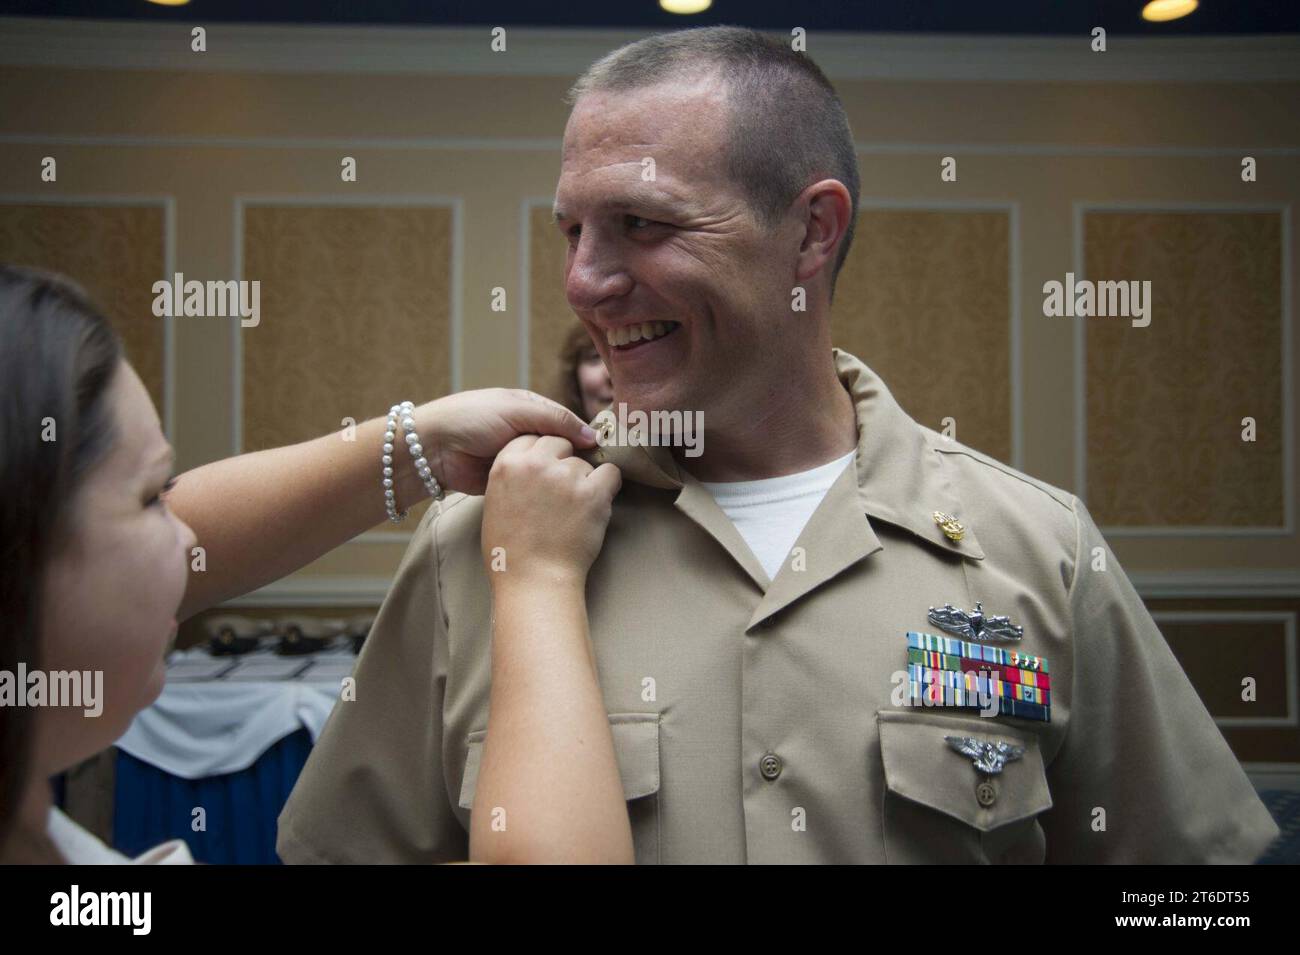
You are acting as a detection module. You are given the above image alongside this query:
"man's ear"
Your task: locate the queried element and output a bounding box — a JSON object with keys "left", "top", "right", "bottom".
{"left": 798, "top": 179, "right": 852, "bottom": 282}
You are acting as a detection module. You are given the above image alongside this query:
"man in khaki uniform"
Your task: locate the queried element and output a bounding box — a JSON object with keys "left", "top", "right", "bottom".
{"left": 278, "top": 28, "right": 1279, "bottom": 864}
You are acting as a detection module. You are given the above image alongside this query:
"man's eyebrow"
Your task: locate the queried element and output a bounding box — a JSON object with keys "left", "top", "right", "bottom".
{"left": 553, "top": 187, "right": 685, "bottom": 225}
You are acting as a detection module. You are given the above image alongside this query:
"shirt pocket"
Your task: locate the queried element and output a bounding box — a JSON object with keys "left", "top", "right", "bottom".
{"left": 876, "top": 709, "right": 1053, "bottom": 864}
{"left": 458, "top": 712, "right": 662, "bottom": 864}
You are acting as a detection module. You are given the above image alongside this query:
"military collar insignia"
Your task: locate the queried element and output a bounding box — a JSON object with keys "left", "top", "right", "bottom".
{"left": 931, "top": 510, "right": 965, "bottom": 541}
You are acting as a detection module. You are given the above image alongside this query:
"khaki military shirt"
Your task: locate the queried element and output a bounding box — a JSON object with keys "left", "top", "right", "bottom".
{"left": 278, "top": 348, "right": 1279, "bottom": 864}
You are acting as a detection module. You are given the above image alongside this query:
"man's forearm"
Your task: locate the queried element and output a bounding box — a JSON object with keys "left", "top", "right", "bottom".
{"left": 469, "top": 579, "right": 634, "bottom": 864}
{"left": 168, "top": 414, "right": 427, "bottom": 621}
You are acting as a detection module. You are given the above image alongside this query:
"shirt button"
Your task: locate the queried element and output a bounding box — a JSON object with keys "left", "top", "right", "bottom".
{"left": 975, "top": 780, "right": 997, "bottom": 807}
{"left": 759, "top": 753, "right": 783, "bottom": 780}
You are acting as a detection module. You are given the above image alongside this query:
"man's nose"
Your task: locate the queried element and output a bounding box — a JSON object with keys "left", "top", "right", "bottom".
{"left": 565, "top": 232, "right": 632, "bottom": 311}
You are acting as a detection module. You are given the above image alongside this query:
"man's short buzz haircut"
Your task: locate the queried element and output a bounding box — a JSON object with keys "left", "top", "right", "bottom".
{"left": 564, "top": 25, "right": 861, "bottom": 301}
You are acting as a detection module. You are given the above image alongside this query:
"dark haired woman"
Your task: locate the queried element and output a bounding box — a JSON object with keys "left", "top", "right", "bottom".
{"left": 0, "top": 265, "right": 630, "bottom": 864}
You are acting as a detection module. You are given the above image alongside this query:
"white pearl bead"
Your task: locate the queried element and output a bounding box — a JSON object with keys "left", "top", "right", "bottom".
{"left": 383, "top": 467, "right": 393, "bottom": 477}
{"left": 414, "top": 457, "right": 428, "bottom": 470}
{"left": 410, "top": 444, "right": 423, "bottom": 457}
{"left": 382, "top": 455, "right": 392, "bottom": 465}
{"left": 405, "top": 433, "right": 418, "bottom": 445}
{"left": 383, "top": 443, "right": 394, "bottom": 454}
{"left": 384, "top": 430, "right": 395, "bottom": 442}
{"left": 385, "top": 490, "right": 395, "bottom": 499}
{"left": 402, "top": 417, "right": 415, "bottom": 430}
{"left": 382, "top": 478, "right": 393, "bottom": 488}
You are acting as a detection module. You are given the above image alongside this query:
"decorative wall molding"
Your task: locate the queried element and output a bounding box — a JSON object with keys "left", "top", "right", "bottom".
{"left": 519, "top": 197, "right": 550, "bottom": 390}
{"left": 1148, "top": 610, "right": 1297, "bottom": 728}
{"left": 1133, "top": 570, "right": 1300, "bottom": 598}
{"left": 4, "top": 134, "right": 1299, "bottom": 159}
{"left": 3, "top": 18, "right": 1300, "bottom": 82}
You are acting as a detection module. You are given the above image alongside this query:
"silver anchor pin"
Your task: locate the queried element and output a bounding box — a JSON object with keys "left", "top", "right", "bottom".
{"left": 945, "top": 735, "right": 1025, "bottom": 775}
{"left": 927, "top": 601, "right": 1023, "bottom": 641}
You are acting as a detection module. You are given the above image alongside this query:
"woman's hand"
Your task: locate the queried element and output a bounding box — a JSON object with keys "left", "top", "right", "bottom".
{"left": 480, "top": 435, "right": 622, "bottom": 590}
{"left": 412, "top": 389, "right": 598, "bottom": 495}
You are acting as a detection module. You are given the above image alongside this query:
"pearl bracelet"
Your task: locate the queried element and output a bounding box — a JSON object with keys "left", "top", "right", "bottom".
{"left": 398, "top": 401, "right": 447, "bottom": 513}
{"left": 382, "top": 401, "right": 447, "bottom": 524}
{"left": 382, "top": 404, "right": 408, "bottom": 523}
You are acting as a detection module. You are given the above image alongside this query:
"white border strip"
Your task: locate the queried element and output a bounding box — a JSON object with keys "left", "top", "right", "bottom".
{"left": 1073, "top": 201, "right": 1295, "bottom": 537}
{"left": 519, "top": 197, "right": 549, "bottom": 389}
{"left": 0, "top": 192, "right": 176, "bottom": 441}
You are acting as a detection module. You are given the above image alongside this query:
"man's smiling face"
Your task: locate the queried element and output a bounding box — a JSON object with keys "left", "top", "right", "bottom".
{"left": 554, "top": 72, "right": 798, "bottom": 424}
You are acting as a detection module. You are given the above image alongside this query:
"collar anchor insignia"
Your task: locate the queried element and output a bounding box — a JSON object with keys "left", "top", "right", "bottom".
{"left": 928, "top": 601, "right": 1023, "bottom": 641}
{"left": 931, "top": 510, "right": 965, "bottom": 541}
{"left": 945, "top": 735, "right": 1025, "bottom": 775}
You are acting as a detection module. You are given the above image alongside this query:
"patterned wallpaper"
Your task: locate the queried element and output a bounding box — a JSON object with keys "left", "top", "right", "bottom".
{"left": 1084, "top": 211, "right": 1284, "bottom": 527}
{"left": 0, "top": 202, "right": 166, "bottom": 414}
{"left": 242, "top": 204, "right": 454, "bottom": 529}
{"left": 831, "top": 209, "right": 1013, "bottom": 464}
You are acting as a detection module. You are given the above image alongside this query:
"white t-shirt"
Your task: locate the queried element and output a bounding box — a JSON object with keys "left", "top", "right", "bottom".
{"left": 46, "top": 807, "right": 194, "bottom": 865}
{"left": 700, "top": 451, "right": 856, "bottom": 582}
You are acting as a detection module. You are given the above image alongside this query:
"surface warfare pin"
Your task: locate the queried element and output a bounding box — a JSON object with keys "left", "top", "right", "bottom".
{"left": 928, "top": 601, "right": 1023, "bottom": 641}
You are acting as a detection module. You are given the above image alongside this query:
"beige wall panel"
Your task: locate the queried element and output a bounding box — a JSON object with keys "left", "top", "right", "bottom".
{"left": 833, "top": 209, "right": 1012, "bottom": 463}
{"left": 0, "top": 202, "right": 166, "bottom": 413}
{"left": 241, "top": 204, "right": 453, "bottom": 529}
{"left": 1083, "top": 211, "right": 1284, "bottom": 527}
{"left": 1149, "top": 598, "right": 1300, "bottom": 764}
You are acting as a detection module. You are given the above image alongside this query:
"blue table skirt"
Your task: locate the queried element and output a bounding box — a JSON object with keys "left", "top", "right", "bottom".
{"left": 113, "top": 727, "right": 313, "bottom": 865}
{"left": 101, "top": 736, "right": 1300, "bottom": 864}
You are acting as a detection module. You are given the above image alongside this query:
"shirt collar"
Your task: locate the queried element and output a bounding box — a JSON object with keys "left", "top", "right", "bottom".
{"left": 580, "top": 347, "right": 984, "bottom": 563}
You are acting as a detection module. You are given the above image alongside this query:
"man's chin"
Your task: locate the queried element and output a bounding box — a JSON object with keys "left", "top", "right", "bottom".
{"left": 611, "top": 383, "right": 687, "bottom": 415}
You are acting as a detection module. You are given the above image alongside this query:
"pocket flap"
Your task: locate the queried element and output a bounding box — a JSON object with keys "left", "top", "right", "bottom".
{"left": 459, "top": 712, "right": 661, "bottom": 810}
{"left": 877, "top": 709, "right": 1052, "bottom": 832}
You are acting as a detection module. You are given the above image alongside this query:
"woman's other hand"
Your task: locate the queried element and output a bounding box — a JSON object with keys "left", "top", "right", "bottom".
{"left": 480, "top": 435, "right": 622, "bottom": 589}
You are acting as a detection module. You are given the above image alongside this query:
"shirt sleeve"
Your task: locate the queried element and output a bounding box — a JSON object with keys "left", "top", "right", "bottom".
{"left": 276, "top": 505, "right": 467, "bottom": 863}
{"left": 1041, "top": 495, "right": 1280, "bottom": 863}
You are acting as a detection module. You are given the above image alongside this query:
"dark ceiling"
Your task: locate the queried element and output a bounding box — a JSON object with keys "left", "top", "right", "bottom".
{"left": 1, "top": 1, "right": 1298, "bottom": 35}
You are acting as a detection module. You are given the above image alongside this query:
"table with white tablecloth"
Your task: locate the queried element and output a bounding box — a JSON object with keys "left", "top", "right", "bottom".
{"left": 109, "top": 646, "right": 356, "bottom": 863}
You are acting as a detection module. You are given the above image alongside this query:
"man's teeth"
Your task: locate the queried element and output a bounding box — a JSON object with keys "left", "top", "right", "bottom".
{"left": 606, "top": 321, "right": 678, "bottom": 347}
